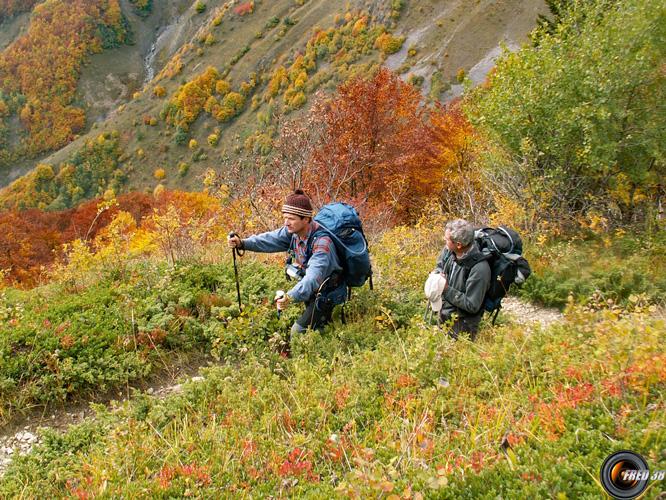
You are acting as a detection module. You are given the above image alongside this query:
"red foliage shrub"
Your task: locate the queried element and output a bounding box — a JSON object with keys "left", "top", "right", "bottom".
{"left": 233, "top": 1, "right": 253, "bottom": 16}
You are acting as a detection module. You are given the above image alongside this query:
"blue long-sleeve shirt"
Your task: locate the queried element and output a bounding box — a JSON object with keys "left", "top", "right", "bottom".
{"left": 242, "top": 222, "right": 342, "bottom": 302}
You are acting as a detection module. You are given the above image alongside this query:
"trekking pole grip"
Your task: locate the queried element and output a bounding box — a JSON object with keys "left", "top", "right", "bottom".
{"left": 229, "top": 231, "right": 244, "bottom": 256}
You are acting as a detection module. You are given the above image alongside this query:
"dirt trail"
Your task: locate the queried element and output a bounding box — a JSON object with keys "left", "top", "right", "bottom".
{"left": 0, "top": 354, "right": 213, "bottom": 477}
{"left": 0, "top": 298, "right": 563, "bottom": 478}
{"left": 499, "top": 296, "right": 564, "bottom": 329}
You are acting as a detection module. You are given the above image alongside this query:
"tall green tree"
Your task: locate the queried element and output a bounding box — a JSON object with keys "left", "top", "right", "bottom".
{"left": 467, "top": 0, "right": 665, "bottom": 227}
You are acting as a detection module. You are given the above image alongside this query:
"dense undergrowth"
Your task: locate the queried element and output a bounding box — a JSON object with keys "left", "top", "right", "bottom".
{"left": 0, "top": 283, "right": 663, "bottom": 497}
{"left": 0, "top": 257, "right": 283, "bottom": 423}
{"left": 520, "top": 231, "right": 666, "bottom": 309}
{"left": 0, "top": 226, "right": 664, "bottom": 497}
{"left": 1, "top": 226, "right": 664, "bottom": 421}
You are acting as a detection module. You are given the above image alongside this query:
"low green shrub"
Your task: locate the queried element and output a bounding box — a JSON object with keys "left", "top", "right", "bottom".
{"left": 520, "top": 231, "right": 666, "bottom": 308}
{"left": 2, "top": 304, "right": 663, "bottom": 497}
{"left": 0, "top": 258, "right": 283, "bottom": 421}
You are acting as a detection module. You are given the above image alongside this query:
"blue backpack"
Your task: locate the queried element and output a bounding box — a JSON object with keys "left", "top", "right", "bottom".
{"left": 307, "top": 202, "right": 373, "bottom": 288}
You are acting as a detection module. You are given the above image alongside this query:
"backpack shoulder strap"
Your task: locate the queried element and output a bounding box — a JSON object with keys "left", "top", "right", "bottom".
{"left": 303, "top": 228, "right": 326, "bottom": 267}
{"left": 457, "top": 251, "right": 492, "bottom": 285}
{"left": 496, "top": 226, "right": 515, "bottom": 254}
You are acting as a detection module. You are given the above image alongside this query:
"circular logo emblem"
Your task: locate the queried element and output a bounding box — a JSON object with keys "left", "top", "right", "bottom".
{"left": 600, "top": 450, "right": 650, "bottom": 499}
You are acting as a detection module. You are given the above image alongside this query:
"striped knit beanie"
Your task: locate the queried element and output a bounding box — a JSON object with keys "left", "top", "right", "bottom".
{"left": 282, "top": 189, "right": 313, "bottom": 218}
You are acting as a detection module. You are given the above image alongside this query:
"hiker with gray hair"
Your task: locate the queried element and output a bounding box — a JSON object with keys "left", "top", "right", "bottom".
{"left": 431, "top": 219, "right": 491, "bottom": 340}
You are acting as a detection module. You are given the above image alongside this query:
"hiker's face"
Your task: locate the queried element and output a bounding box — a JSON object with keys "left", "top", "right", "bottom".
{"left": 445, "top": 229, "right": 461, "bottom": 253}
{"left": 283, "top": 213, "right": 308, "bottom": 234}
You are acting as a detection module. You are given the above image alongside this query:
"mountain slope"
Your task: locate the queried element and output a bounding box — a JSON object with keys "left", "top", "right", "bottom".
{"left": 0, "top": 0, "right": 546, "bottom": 208}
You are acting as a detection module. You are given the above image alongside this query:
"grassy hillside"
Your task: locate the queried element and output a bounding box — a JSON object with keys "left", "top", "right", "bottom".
{"left": 0, "top": 0, "right": 194, "bottom": 186}
{"left": 0, "top": 0, "right": 132, "bottom": 168}
{"left": 0, "top": 0, "right": 546, "bottom": 207}
{"left": 0, "top": 223, "right": 664, "bottom": 497}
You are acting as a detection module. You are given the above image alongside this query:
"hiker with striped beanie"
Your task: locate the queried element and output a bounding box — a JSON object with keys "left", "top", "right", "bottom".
{"left": 227, "top": 189, "right": 346, "bottom": 337}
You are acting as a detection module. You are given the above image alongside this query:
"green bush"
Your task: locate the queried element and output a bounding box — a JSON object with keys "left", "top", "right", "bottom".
{"left": 129, "top": 0, "right": 152, "bottom": 17}
{"left": 264, "top": 16, "right": 280, "bottom": 30}
{"left": 466, "top": 0, "right": 666, "bottom": 225}
{"left": 230, "top": 45, "right": 250, "bottom": 66}
{"left": 0, "top": 259, "right": 283, "bottom": 421}
{"left": 519, "top": 231, "right": 666, "bottom": 308}
{"left": 173, "top": 127, "right": 189, "bottom": 146}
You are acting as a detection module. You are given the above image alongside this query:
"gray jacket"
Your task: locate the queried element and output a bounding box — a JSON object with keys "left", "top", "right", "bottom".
{"left": 434, "top": 243, "right": 491, "bottom": 323}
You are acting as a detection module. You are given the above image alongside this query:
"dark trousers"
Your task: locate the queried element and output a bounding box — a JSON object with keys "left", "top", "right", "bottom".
{"left": 293, "top": 299, "right": 335, "bottom": 332}
{"left": 291, "top": 281, "right": 346, "bottom": 334}
{"left": 439, "top": 311, "right": 483, "bottom": 341}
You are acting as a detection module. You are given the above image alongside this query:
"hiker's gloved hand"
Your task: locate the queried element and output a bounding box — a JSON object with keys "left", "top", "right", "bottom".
{"left": 227, "top": 234, "right": 243, "bottom": 249}
{"left": 276, "top": 293, "right": 290, "bottom": 311}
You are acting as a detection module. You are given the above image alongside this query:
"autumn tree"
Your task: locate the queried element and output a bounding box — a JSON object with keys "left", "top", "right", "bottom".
{"left": 204, "top": 159, "right": 284, "bottom": 234}
{"left": 233, "top": 1, "right": 254, "bottom": 16}
{"left": 293, "top": 68, "right": 437, "bottom": 222}
{"left": 144, "top": 194, "right": 224, "bottom": 265}
{"left": 0, "top": 192, "right": 155, "bottom": 287}
{"left": 272, "top": 112, "right": 325, "bottom": 191}
{"left": 0, "top": 210, "right": 61, "bottom": 285}
{"left": 429, "top": 102, "right": 491, "bottom": 223}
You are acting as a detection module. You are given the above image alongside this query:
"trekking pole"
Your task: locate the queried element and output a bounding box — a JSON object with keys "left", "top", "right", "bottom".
{"left": 229, "top": 232, "right": 243, "bottom": 312}
{"left": 275, "top": 290, "right": 285, "bottom": 319}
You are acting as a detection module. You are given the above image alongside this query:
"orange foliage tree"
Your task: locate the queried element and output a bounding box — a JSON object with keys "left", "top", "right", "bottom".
{"left": 0, "top": 189, "right": 231, "bottom": 287}
{"left": 233, "top": 1, "right": 254, "bottom": 16}
{"left": 0, "top": 209, "right": 61, "bottom": 285}
{"left": 269, "top": 70, "right": 484, "bottom": 227}
{"left": 163, "top": 66, "right": 220, "bottom": 129}
{"left": 203, "top": 158, "right": 286, "bottom": 234}
{"left": 297, "top": 68, "right": 437, "bottom": 223}
{"left": 429, "top": 101, "right": 490, "bottom": 222}
{"left": 0, "top": 192, "right": 155, "bottom": 287}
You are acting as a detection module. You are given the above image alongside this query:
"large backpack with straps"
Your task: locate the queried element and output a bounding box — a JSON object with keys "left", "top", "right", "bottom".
{"left": 474, "top": 226, "right": 531, "bottom": 322}
{"left": 305, "top": 202, "right": 373, "bottom": 288}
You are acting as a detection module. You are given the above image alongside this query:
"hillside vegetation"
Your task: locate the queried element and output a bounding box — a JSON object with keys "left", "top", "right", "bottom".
{"left": 0, "top": 221, "right": 664, "bottom": 497}
{"left": 0, "top": 0, "right": 545, "bottom": 205}
{"left": 0, "top": 0, "right": 131, "bottom": 165}
{"left": 0, "top": 0, "right": 39, "bottom": 22}
{"left": 0, "top": 0, "right": 664, "bottom": 496}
